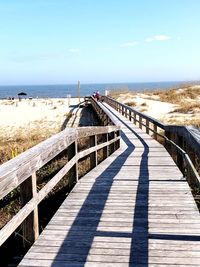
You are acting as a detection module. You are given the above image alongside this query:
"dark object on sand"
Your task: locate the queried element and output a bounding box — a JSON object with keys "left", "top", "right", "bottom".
{"left": 18, "top": 92, "right": 27, "bottom": 96}
{"left": 18, "top": 92, "right": 27, "bottom": 101}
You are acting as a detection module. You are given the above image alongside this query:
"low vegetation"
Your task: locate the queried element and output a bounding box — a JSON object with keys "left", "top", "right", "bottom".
{"left": 125, "top": 101, "right": 136, "bottom": 107}
{"left": 0, "top": 106, "right": 102, "bottom": 265}
{"left": 172, "top": 102, "right": 200, "bottom": 114}
{"left": 109, "top": 83, "right": 200, "bottom": 129}
{"left": 109, "top": 88, "right": 131, "bottom": 99}
{"left": 0, "top": 127, "right": 57, "bottom": 165}
{"left": 149, "top": 85, "right": 200, "bottom": 104}
{"left": 167, "top": 117, "right": 200, "bottom": 129}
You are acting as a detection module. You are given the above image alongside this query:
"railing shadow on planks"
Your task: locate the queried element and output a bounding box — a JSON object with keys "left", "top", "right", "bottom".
{"left": 0, "top": 94, "right": 200, "bottom": 257}
{"left": 103, "top": 95, "right": 200, "bottom": 189}
{"left": 0, "top": 107, "right": 120, "bottom": 250}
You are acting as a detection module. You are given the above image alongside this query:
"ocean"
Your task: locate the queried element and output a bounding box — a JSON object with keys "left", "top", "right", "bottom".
{"left": 0, "top": 81, "right": 190, "bottom": 99}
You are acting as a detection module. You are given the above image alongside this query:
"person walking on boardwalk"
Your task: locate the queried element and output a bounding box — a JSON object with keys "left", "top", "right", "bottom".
{"left": 95, "top": 90, "right": 100, "bottom": 101}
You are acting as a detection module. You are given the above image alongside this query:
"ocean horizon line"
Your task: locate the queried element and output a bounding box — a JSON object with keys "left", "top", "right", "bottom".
{"left": 0, "top": 79, "right": 198, "bottom": 87}
{"left": 0, "top": 80, "right": 199, "bottom": 99}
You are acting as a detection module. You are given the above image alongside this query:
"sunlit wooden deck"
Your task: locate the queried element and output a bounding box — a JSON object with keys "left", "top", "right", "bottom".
{"left": 18, "top": 103, "right": 200, "bottom": 267}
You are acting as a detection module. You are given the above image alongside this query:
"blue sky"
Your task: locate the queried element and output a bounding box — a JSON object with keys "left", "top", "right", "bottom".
{"left": 0, "top": 0, "right": 200, "bottom": 85}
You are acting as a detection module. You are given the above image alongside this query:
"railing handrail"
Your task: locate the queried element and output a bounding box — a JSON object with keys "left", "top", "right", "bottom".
{"left": 90, "top": 96, "right": 120, "bottom": 126}
{"left": 104, "top": 96, "right": 200, "bottom": 157}
{"left": 105, "top": 96, "right": 165, "bottom": 129}
{"left": 0, "top": 125, "right": 119, "bottom": 201}
{"left": 164, "top": 125, "right": 200, "bottom": 158}
{"left": 104, "top": 95, "right": 200, "bottom": 188}
{"left": 0, "top": 117, "right": 120, "bottom": 247}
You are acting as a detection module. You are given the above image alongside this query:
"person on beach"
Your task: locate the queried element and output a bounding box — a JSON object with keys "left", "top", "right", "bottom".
{"left": 95, "top": 90, "right": 100, "bottom": 101}
{"left": 92, "top": 91, "right": 100, "bottom": 101}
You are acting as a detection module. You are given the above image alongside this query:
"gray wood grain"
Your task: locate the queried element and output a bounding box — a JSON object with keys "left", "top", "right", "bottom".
{"left": 18, "top": 101, "right": 200, "bottom": 266}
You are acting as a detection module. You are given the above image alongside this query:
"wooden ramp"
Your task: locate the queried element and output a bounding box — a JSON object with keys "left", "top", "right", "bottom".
{"left": 18, "top": 104, "right": 200, "bottom": 267}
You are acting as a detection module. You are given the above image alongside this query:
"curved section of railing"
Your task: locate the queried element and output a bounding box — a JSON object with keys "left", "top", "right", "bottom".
{"left": 104, "top": 95, "right": 200, "bottom": 188}
{"left": 0, "top": 125, "right": 120, "bottom": 247}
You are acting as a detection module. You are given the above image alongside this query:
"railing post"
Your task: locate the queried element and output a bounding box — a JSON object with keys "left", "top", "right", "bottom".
{"left": 109, "top": 131, "right": 115, "bottom": 155}
{"left": 146, "top": 119, "right": 149, "bottom": 134}
{"left": 165, "top": 129, "right": 171, "bottom": 154}
{"left": 129, "top": 110, "right": 132, "bottom": 121}
{"left": 68, "top": 141, "right": 78, "bottom": 183}
{"left": 90, "top": 135, "right": 97, "bottom": 168}
{"left": 177, "top": 135, "right": 184, "bottom": 173}
{"left": 139, "top": 116, "right": 142, "bottom": 129}
{"left": 20, "top": 172, "right": 39, "bottom": 247}
{"left": 103, "top": 133, "right": 109, "bottom": 159}
{"left": 153, "top": 124, "right": 158, "bottom": 140}
{"left": 125, "top": 107, "right": 128, "bottom": 118}
{"left": 119, "top": 104, "right": 122, "bottom": 114}
{"left": 75, "top": 140, "right": 78, "bottom": 182}
{"left": 133, "top": 113, "right": 136, "bottom": 125}
{"left": 122, "top": 106, "right": 124, "bottom": 116}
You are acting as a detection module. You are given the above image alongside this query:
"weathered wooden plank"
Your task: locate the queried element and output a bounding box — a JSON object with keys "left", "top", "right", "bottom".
{"left": 28, "top": 245, "right": 200, "bottom": 258}
{"left": 33, "top": 238, "right": 200, "bottom": 250}
{"left": 19, "top": 251, "right": 200, "bottom": 264}
{"left": 18, "top": 259, "right": 200, "bottom": 267}
{"left": 48, "top": 217, "right": 200, "bottom": 224}
{"left": 20, "top": 172, "right": 39, "bottom": 246}
{"left": 0, "top": 126, "right": 120, "bottom": 200}
{"left": 18, "top": 100, "right": 200, "bottom": 267}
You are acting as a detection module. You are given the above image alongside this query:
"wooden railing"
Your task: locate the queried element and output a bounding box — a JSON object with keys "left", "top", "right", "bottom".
{"left": 104, "top": 96, "right": 200, "bottom": 188}
{"left": 85, "top": 96, "right": 119, "bottom": 126}
{"left": 0, "top": 125, "right": 120, "bottom": 247}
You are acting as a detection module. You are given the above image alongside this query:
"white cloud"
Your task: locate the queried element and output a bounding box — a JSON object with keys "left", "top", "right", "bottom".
{"left": 120, "top": 41, "right": 139, "bottom": 47}
{"left": 145, "top": 35, "right": 171, "bottom": 42}
{"left": 69, "top": 48, "right": 80, "bottom": 53}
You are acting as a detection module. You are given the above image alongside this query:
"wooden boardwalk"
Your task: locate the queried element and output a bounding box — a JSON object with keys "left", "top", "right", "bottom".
{"left": 18, "top": 104, "right": 200, "bottom": 267}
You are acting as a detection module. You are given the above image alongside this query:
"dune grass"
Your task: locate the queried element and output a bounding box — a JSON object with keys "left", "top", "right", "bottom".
{"left": 173, "top": 102, "right": 200, "bottom": 114}
{"left": 167, "top": 117, "right": 200, "bottom": 128}
{"left": 109, "top": 84, "right": 200, "bottom": 129}
{"left": 148, "top": 85, "right": 200, "bottom": 104}
{"left": 109, "top": 88, "right": 131, "bottom": 99}
{"left": 0, "top": 127, "right": 57, "bottom": 164}
{"left": 125, "top": 101, "right": 137, "bottom": 107}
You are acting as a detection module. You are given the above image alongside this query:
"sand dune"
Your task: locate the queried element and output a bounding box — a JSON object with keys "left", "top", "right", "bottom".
{"left": 115, "top": 88, "right": 200, "bottom": 127}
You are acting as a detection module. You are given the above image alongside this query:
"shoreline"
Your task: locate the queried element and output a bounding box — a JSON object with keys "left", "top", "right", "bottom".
{"left": 0, "top": 81, "right": 198, "bottom": 99}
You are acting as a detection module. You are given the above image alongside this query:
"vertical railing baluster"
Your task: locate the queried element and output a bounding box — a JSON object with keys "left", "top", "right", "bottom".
{"left": 146, "top": 119, "right": 149, "bottom": 134}
{"left": 103, "top": 133, "right": 109, "bottom": 159}
{"left": 129, "top": 110, "right": 132, "bottom": 121}
{"left": 139, "top": 116, "right": 142, "bottom": 129}
{"left": 20, "top": 172, "right": 39, "bottom": 247}
{"left": 154, "top": 124, "right": 158, "bottom": 140}
{"left": 90, "top": 135, "right": 97, "bottom": 168}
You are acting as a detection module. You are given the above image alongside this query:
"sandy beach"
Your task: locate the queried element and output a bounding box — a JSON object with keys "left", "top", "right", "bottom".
{"left": 0, "top": 86, "right": 199, "bottom": 164}
{"left": 0, "top": 97, "right": 82, "bottom": 140}
{"left": 0, "top": 85, "right": 199, "bottom": 140}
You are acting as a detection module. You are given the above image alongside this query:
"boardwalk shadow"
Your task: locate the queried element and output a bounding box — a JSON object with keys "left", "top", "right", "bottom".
{"left": 51, "top": 120, "right": 150, "bottom": 266}
{"left": 60, "top": 105, "right": 77, "bottom": 130}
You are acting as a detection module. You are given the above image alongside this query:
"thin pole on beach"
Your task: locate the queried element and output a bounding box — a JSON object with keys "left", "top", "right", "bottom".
{"left": 77, "top": 80, "right": 80, "bottom": 104}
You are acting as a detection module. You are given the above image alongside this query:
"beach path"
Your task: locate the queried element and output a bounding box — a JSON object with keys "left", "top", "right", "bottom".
{"left": 18, "top": 103, "right": 200, "bottom": 266}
